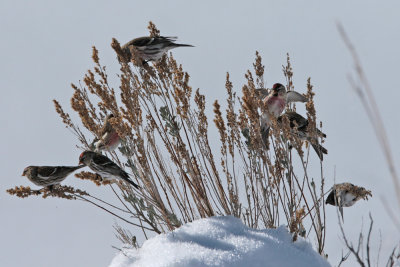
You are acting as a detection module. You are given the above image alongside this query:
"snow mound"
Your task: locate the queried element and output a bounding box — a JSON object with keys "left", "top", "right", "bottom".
{"left": 109, "top": 216, "right": 330, "bottom": 267}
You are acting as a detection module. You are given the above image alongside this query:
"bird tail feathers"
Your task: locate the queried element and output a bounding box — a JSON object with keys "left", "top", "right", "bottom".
{"left": 124, "top": 177, "right": 140, "bottom": 189}
{"left": 311, "top": 143, "right": 328, "bottom": 161}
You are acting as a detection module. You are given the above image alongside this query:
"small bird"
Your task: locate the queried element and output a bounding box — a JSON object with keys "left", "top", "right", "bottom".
{"left": 94, "top": 114, "right": 121, "bottom": 152}
{"left": 259, "top": 84, "right": 307, "bottom": 146}
{"left": 260, "top": 83, "right": 307, "bottom": 125}
{"left": 122, "top": 36, "right": 193, "bottom": 65}
{"left": 78, "top": 151, "right": 139, "bottom": 189}
{"left": 277, "top": 111, "right": 327, "bottom": 160}
{"left": 22, "top": 165, "right": 85, "bottom": 189}
{"left": 326, "top": 183, "right": 372, "bottom": 221}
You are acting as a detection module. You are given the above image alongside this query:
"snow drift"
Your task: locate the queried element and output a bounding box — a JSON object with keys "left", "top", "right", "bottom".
{"left": 109, "top": 216, "right": 330, "bottom": 267}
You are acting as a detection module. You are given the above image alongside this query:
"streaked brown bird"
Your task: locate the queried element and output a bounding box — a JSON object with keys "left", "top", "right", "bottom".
{"left": 94, "top": 114, "right": 121, "bottom": 152}
{"left": 79, "top": 151, "right": 139, "bottom": 189}
{"left": 22, "top": 165, "right": 84, "bottom": 188}
{"left": 326, "top": 182, "right": 372, "bottom": 221}
{"left": 122, "top": 36, "right": 193, "bottom": 65}
{"left": 277, "top": 111, "right": 327, "bottom": 160}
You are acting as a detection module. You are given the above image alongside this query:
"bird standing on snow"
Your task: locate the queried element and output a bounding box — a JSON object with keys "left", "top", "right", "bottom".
{"left": 22, "top": 165, "right": 84, "bottom": 189}
{"left": 78, "top": 151, "right": 139, "bottom": 189}
{"left": 94, "top": 114, "right": 121, "bottom": 152}
{"left": 122, "top": 36, "right": 193, "bottom": 65}
{"left": 277, "top": 111, "right": 327, "bottom": 160}
{"left": 326, "top": 183, "right": 372, "bottom": 221}
{"left": 258, "top": 83, "right": 307, "bottom": 146}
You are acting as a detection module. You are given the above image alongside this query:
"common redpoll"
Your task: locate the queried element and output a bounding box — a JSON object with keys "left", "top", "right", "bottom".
{"left": 94, "top": 114, "right": 121, "bottom": 152}
{"left": 122, "top": 36, "right": 193, "bottom": 65}
{"left": 78, "top": 151, "right": 139, "bottom": 189}
{"left": 326, "top": 183, "right": 372, "bottom": 220}
{"left": 261, "top": 83, "right": 307, "bottom": 126}
{"left": 22, "top": 165, "right": 84, "bottom": 188}
{"left": 277, "top": 111, "right": 327, "bottom": 160}
{"left": 259, "top": 84, "right": 307, "bottom": 146}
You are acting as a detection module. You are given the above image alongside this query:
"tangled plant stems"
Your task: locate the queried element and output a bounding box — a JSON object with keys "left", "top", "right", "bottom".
{"left": 9, "top": 22, "right": 329, "bottom": 256}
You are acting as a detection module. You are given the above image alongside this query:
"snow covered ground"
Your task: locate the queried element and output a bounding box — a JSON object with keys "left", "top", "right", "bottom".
{"left": 109, "top": 216, "right": 330, "bottom": 267}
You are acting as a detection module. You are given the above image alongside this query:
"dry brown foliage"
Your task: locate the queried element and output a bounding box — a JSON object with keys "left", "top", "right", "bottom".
{"left": 335, "top": 24, "right": 400, "bottom": 267}
{"left": 7, "top": 185, "right": 88, "bottom": 200}
{"left": 8, "top": 22, "right": 329, "bottom": 255}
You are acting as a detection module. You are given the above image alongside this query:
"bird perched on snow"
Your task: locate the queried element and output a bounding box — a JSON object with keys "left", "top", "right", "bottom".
{"left": 94, "top": 114, "right": 121, "bottom": 152}
{"left": 258, "top": 83, "right": 307, "bottom": 146}
{"left": 277, "top": 111, "right": 327, "bottom": 160}
{"left": 326, "top": 183, "right": 372, "bottom": 221}
{"left": 122, "top": 36, "right": 193, "bottom": 65}
{"left": 78, "top": 151, "right": 139, "bottom": 189}
{"left": 22, "top": 165, "right": 84, "bottom": 189}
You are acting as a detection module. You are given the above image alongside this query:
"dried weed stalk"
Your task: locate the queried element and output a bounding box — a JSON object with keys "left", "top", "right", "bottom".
{"left": 9, "top": 22, "right": 328, "bottom": 254}
{"left": 337, "top": 24, "right": 400, "bottom": 267}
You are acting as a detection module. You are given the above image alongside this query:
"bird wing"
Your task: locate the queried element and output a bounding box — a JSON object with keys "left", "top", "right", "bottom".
{"left": 126, "top": 36, "right": 177, "bottom": 47}
{"left": 92, "top": 154, "right": 129, "bottom": 178}
{"left": 124, "top": 37, "right": 153, "bottom": 47}
{"left": 286, "top": 91, "right": 307, "bottom": 103}
{"left": 92, "top": 154, "right": 118, "bottom": 168}
{"left": 284, "top": 111, "right": 308, "bottom": 129}
{"left": 36, "top": 167, "right": 58, "bottom": 179}
{"left": 37, "top": 166, "right": 83, "bottom": 179}
{"left": 325, "top": 189, "right": 335, "bottom": 205}
{"left": 285, "top": 112, "right": 326, "bottom": 139}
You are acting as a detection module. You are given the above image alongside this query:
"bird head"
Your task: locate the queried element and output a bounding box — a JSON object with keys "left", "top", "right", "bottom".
{"left": 271, "top": 83, "right": 286, "bottom": 97}
{"left": 22, "top": 166, "right": 34, "bottom": 176}
{"left": 79, "top": 151, "right": 93, "bottom": 165}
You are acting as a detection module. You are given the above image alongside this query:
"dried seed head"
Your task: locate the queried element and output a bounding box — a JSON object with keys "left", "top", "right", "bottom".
{"left": 147, "top": 21, "right": 160, "bottom": 37}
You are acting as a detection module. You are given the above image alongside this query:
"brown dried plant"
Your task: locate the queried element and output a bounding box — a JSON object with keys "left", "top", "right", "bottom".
{"left": 335, "top": 24, "right": 400, "bottom": 267}
{"left": 8, "top": 22, "right": 328, "bottom": 254}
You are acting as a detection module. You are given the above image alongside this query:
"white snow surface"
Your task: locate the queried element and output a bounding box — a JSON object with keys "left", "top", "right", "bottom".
{"left": 109, "top": 216, "right": 330, "bottom": 267}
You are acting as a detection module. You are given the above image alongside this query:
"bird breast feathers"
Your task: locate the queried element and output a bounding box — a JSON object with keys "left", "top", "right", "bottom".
{"left": 265, "top": 96, "right": 286, "bottom": 116}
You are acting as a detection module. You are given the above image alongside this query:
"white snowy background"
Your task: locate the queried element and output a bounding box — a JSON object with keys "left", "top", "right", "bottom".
{"left": 1, "top": 1, "right": 400, "bottom": 266}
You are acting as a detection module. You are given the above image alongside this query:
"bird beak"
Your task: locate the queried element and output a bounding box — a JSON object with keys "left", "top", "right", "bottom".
{"left": 21, "top": 172, "right": 25, "bottom": 176}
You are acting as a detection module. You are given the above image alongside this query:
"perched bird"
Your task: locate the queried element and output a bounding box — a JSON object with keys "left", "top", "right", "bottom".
{"left": 259, "top": 83, "right": 307, "bottom": 146}
{"left": 277, "top": 111, "right": 327, "bottom": 160}
{"left": 94, "top": 114, "right": 121, "bottom": 152}
{"left": 22, "top": 165, "right": 84, "bottom": 189}
{"left": 260, "top": 83, "right": 307, "bottom": 125}
{"left": 122, "top": 36, "right": 193, "bottom": 65}
{"left": 78, "top": 151, "right": 139, "bottom": 189}
{"left": 326, "top": 183, "right": 372, "bottom": 221}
